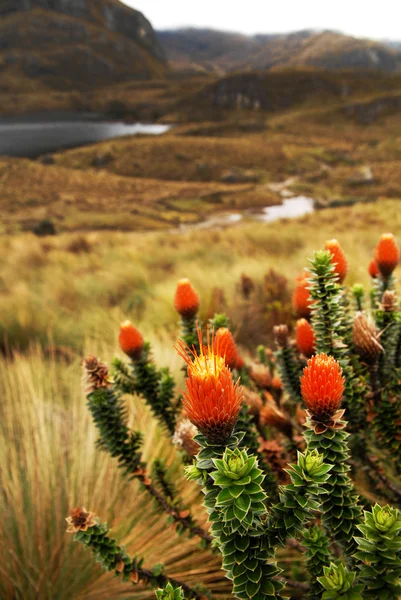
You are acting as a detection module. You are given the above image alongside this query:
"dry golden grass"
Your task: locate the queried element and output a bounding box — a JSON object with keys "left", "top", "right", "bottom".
{"left": 0, "top": 343, "right": 228, "bottom": 599}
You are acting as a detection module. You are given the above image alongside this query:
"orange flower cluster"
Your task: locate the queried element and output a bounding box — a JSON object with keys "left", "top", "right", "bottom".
{"left": 174, "top": 278, "right": 200, "bottom": 318}
{"left": 292, "top": 273, "right": 311, "bottom": 318}
{"left": 375, "top": 233, "right": 400, "bottom": 278}
{"left": 176, "top": 329, "right": 243, "bottom": 443}
{"left": 324, "top": 239, "right": 348, "bottom": 284}
{"left": 300, "top": 354, "right": 345, "bottom": 433}
{"left": 119, "top": 320, "right": 144, "bottom": 360}
{"left": 296, "top": 318, "right": 316, "bottom": 358}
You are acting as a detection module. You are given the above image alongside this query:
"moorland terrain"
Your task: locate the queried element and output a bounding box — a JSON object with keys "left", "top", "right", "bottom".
{"left": 1, "top": 2, "right": 401, "bottom": 599}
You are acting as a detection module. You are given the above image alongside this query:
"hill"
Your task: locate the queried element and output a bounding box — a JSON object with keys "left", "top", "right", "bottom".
{"left": 0, "top": 0, "right": 167, "bottom": 91}
{"left": 158, "top": 28, "right": 401, "bottom": 74}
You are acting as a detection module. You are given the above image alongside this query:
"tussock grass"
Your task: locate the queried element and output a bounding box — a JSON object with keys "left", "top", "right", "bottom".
{"left": 0, "top": 344, "right": 226, "bottom": 599}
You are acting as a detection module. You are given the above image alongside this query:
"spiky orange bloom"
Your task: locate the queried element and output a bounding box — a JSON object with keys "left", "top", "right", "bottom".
{"left": 325, "top": 239, "right": 348, "bottom": 284}
{"left": 119, "top": 320, "right": 144, "bottom": 360}
{"left": 300, "top": 354, "right": 345, "bottom": 433}
{"left": 375, "top": 233, "right": 400, "bottom": 278}
{"left": 368, "top": 258, "right": 380, "bottom": 279}
{"left": 176, "top": 329, "right": 243, "bottom": 443}
{"left": 296, "top": 318, "right": 316, "bottom": 358}
{"left": 66, "top": 508, "right": 97, "bottom": 533}
{"left": 292, "top": 273, "right": 312, "bottom": 318}
{"left": 174, "top": 278, "right": 199, "bottom": 318}
{"left": 213, "top": 327, "right": 238, "bottom": 369}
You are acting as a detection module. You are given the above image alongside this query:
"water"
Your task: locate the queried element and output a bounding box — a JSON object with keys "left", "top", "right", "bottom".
{"left": 180, "top": 196, "right": 315, "bottom": 231}
{"left": 250, "top": 196, "right": 315, "bottom": 222}
{"left": 0, "top": 113, "right": 170, "bottom": 157}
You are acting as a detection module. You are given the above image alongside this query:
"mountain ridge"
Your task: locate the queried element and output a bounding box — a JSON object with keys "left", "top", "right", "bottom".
{"left": 157, "top": 28, "right": 401, "bottom": 74}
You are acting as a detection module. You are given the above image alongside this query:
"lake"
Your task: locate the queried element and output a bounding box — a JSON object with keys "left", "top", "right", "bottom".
{"left": 0, "top": 113, "right": 170, "bottom": 157}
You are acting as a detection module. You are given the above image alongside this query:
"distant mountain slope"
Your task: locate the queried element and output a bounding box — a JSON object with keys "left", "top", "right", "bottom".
{"left": 0, "top": 0, "right": 167, "bottom": 91}
{"left": 158, "top": 28, "right": 401, "bottom": 74}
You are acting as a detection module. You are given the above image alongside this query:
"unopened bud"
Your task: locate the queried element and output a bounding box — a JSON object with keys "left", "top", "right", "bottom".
{"left": 352, "top": 312, "right": 383, "bottom": 364}
{"left": 381, "top": 290, "right": 397, "bottom": 312}
{"left": 274, "top": 324, "right": 289, "bottom": 349}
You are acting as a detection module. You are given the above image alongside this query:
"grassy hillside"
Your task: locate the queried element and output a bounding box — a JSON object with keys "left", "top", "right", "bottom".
{"left": 0, "top": 1, "right": 167, "bottom": 93}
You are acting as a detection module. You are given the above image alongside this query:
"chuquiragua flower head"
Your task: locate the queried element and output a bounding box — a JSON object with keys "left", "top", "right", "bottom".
{"left": 174, "top": 278, "right": 199, "bottom": 319}
{"left": 296, "top": 318, "right": 316, "bottom": 358}
{"left": 119, "top": 320, "right": 144, "bottom": 360}
{"left": 292, "top": 272, "right": 312, "bottom": 318}
{"left": 375, "top": 233, "right": 400, "bottom": 278}
{"left": 213, "top": 327, "right": 238, "bottom": 369}
{"left": 176, "top": 327, "right": 243, "bottom": 444}
{"left": 324, "top": 239, "right": 348, "bottom": 284}
{"left": 300, "top": 353, "right": 346, "bottom": 434}
{"left": 66, "top": 507, "right": 97, "bottom": 533}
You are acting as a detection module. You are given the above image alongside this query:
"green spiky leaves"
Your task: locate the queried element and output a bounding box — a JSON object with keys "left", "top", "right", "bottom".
{"left": 156, "top": 582, "right": 185, "bottom": 600}
{"left": 318, "top": 563, "right": 364, "bottom": 600}
{"left": 211, "top": 448, "right": 267, "bottom": 534}
{"left": 355, "top": 504, "right": 401, "bottom": 599}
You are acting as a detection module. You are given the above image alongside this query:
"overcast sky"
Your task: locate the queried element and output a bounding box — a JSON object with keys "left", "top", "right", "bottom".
{"left": 123, "top": 0, "right": 400, "bottom": 40}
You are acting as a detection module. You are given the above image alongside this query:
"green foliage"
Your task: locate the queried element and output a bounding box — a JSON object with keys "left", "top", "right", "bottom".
{"left": 355, "top": 504, "right": 401, "bottom": 599}
{"left": 189, "top": 435, "right": 284, "bottom": 600}
{"left": 318, "top": 563, "right": 364, "bottom": 600}
{"left": 304, "top": 424, "right": 362, "bottom": 554}
{"left": 274, "top": 344, "right": 302, "bottom": 405}
{"left": 72, "top": 518, "right": 201, "bottom": 598}
{"left": 267, "top": 450, "right": 332, "bottom": 546}
{"left": 129, "top": 342, "right": 177, "bottom": 434}
{"left": 303, "top": 525, "right": 332, "bottom": 599}
{"left": 350, "top": 284, "right": 365, "bottom": 312}
{"left": 156, "top": 582, "right": 185, "bottom": 600}
{"left": 87, "top": 386, "right": 145, "bottom": 476}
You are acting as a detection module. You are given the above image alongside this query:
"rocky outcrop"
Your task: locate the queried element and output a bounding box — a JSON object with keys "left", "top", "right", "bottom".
{"left": 0, "top": 0, "right": 167, "bottom": 89}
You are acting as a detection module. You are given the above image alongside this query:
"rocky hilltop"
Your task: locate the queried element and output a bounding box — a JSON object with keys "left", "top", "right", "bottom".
{"left": 0, "top": 0, "right": 167, "bottom": 90}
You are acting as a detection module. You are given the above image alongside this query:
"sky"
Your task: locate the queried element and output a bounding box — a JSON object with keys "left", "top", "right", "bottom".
{"left": 123, "top": 0, "right": 401, "bottom": 40}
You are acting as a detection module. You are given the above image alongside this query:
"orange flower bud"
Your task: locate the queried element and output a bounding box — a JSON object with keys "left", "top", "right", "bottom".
{"left": 174, "top": 278, "right": 199, "bottom": 318}
{"left": 213, "top": 327, "right": 238, "bottom": 369}
{"left": 271, "top": 376, "right": 282, "bottom": 390}
{"left": 259, "top": 402, "right": 292, "bottom": 436}
{"left": 325, "top": 239, "right": 348, "bottom": 284}
{"left": 176, "top": 328, "right": 243, "bottom": 443}
{"left": 300, "top": 354, "right": 345, "bottom": 432}
{"left": 296, "top": 318, "right": 316, "bottom": 358}
{"left": 235, "top": 354, "right": 245, "bottom": 370}
{"left": 368, "top": 258, "right": 379, "bottom": 279}
{"left": 292, "top": 274, "right": 311, "bottom": 318}
{"left": 119, "top": 320, "right": 144, "bottom": 360}
{"left": 375, "top": 233, "right": 400, "bottom": 278}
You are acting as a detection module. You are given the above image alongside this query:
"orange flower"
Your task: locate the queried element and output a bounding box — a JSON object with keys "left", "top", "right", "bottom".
{"left": 300, "top": 354, "right": 345, "bottom": 433}
{"left": 375, "top": 233, "right": 400, "bottom": 278}
{"left": 66, "top": 507, "right": 97, "bottom": 533}
{"left": 119, "top": 320, "right": 144, "bottom": 360}
{"left": 368, "top": 258, "right": 379, "bottom": 279}
{"left": 296, "top": 318, "right": 316, "bottom": 358}
{"left": 292, "top": 273, "right": 311, "bottom": 318}
{"left": 325, "top": 239, "right": 348, "bottom": 284}
{"left": 176, "top": 328, "right": 243, "bottom": 443}
{"left": 213, "top": 327, "right": 238, "bottom": 369}
{"left": 174, "top": 278, "right": 199, "bottom": 318}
